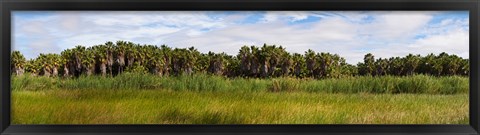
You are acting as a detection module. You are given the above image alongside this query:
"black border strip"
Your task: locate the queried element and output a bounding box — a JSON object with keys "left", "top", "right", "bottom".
{"left": 1, "top": 0, "right": 479, "bottom": 135}
{"left": 0, "top": 0, "right": 478, "bottom": 3}
{"left": 473, "top": 0, "right": 480, "bottom": 132}
{"left": 1, "top": 0, "right": 10, "bottom": 134}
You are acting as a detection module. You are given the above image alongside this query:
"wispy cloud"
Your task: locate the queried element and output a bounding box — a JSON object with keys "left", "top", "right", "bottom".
{"left": 13, "top": 11, "right": 468, "bottom": 64}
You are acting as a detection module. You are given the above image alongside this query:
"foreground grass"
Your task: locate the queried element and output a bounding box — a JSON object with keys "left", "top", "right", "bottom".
{"left": 12, "top": 89, "right": 468, "bottom": 124}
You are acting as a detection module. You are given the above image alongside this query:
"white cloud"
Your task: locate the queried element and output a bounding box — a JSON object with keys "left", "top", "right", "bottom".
{"left": 20, "top": 21, "right": 47, "bottom": 34}
{"left": 360, "top": 12, "right": 434, "bottom": 41}
{"left": 158, "top": 11, "right": 454, "bottom": 64}
{"left": 353, "top": 27, "right": 468, "bottom": 62}
{"left": 13, "top": 11, "right": 469, "bottom": 64}
{"left": 60, "top": 15, "right": 81, "bottom": 32}
{"left": 409, "top": 29, "right": 468, "bottom": 57}
{"left": 261, "top": 11, "right": 316, "bottom": 23}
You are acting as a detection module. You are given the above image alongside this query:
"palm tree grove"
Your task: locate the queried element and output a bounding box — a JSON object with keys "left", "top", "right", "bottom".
{"left": 11, "top": 41, "right": 469, "bottom": 78}
{"left": 11, "top": 41, "right": 469, "bottom": 124}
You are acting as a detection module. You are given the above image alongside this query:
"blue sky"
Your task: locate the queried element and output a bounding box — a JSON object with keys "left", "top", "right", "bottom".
{"left": 13, "top": 11, "right": 469, "bottom": 64}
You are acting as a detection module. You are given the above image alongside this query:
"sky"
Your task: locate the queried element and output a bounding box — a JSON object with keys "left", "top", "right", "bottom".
{"left": 12, "top": 11, "right": 469, "bottom": 64}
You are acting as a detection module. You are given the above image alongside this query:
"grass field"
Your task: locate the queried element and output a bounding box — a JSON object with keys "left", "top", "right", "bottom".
{"left": 11, "top": 74, "right": 469, "bottom": 124}
{"left": 12, "top": 90, "right": 468, "bottom": 124}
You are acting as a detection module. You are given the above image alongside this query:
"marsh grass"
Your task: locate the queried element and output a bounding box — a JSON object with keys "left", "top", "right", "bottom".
{"left": 12, "top": 73, "right": 468, "bottom": 94}
{"left": 12, "top": 90, "right": 468, "bottom": 124}
{"left": 11, "top": 73, "right": 469, "bottom": 124}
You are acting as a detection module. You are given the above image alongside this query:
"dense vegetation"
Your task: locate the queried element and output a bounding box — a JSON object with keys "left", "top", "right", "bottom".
{"left": 12, "top": 73, "right": 468, "bottom": 94}
{"left": 11, "top": 41, "right": 469, "bottom": 78}
{"left": 11, "top": 73, "right": 469, "bottom": 124}
{"left": 11, "top": 41, "right": 469, "bottom": 124}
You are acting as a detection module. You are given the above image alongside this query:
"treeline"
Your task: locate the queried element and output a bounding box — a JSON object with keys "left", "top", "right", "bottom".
{"left": 11, "top": 41, "right": 469, "bottom": 78}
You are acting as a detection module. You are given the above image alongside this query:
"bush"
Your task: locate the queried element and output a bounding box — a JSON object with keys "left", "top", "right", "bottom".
{"left": 124, "top": 64, "right": 148, "bottom": 74}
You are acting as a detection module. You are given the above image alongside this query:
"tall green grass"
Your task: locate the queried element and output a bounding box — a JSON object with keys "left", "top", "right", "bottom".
{"left": 12, "top": 90, "right": 468, "bottom": 124}
{"left": 11, "top": 73, "right": 469, "bottom": 124}
{"left": 12, "top": 73, "right": 468, "bottom": 94}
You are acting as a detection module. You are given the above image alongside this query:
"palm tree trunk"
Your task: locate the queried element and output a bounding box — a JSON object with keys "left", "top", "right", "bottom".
{"left": 100, "top": 63, "right": 107, "bottom": 76}
{"left": 127, "top": 57, "right": 134, "bottom": 67}
{"left": 251, "top": 61, "right": 259, "bottom": 77}
{"left": 52, "top": 67, "right": 58, "bottom": 77}
{"left": 214, "top": 61, "right": 223, "bottom": 76}
{"left": 294, "top": 64, "right": 301, "bottom": 77}
{"left": 43, "top": 68, "right": 51, "bottom": 77}
{"left": 63, "top": 66, "right": 70, "bottom": 77}
{"left": 86, "top": 66, "right": 95, "bottom": 76}
{"left": 282, "top": 65, "right": 289, "bottom": 76}
{"left": 185, "top": 67, "right": 193, "bottom": 75}
{"left": 14, "top": 67, "right": 25, "bottom": 76}
{"left": 306, "top": 60, "right": 315, "bottom": 77}
{"left": 107, "top": 55, "right": 113, "bottom": 76}
{"left": 152, "top": 66, "right": 163, "bottom": 76}
{"left": 117, "top": 55, "right": 125, "bottom": 74}
{"left": 269, "top": 63, "right": 276, "bottom": 76}
{"left": 261, "top": 61, "right": 268, "bottom": 78}
{"left": 19, "top": 67, "right": 25, "bottom": 76}
{"left": 241, "top": 56, "right": 250, "bottom": 75}
{"left": 162, "top": 57, "right": 170, "bottom": 76}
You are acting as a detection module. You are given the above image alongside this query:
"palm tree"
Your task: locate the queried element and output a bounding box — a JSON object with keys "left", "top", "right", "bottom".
{"left": 37, "top": 53, "right": 51, "bottom": 77}
{"left": 458, "top": 59, "right": 469, "bottom": 75}
{"left": 206, "top": 51, "right": 215, "bottom": 74}
{"left": 341, "top": 63, "right": 357, "bottom": 77}
{"left": 280, "top": 52, "right": 293, "bottom": 77}
{"left": 419, "top": 53, "right": 436, "bottom": 75}
{"left": 305, "top": 49, "right": 316, "bottom": 77}
{"left": 171, "top": 48, "right": 182, "bottom": 75}
{"left": 195, "top": 53, "right": 210, "bottom": 73}
{"left": 259, "top": 44, "right": 272, "bottom": 78}
{"left": 224, "top": 55, "right": 240, "bottom": 77}
{"left": 375, "top": 58, "right": 389, "bottom": 76}
{"left": 49, "top": 54, "right": 62, "bottom": 77}
{"left": 329, "top": 54, "right": 342, "bottom": 78}
{"left": 238, "top": 46, "right": 251, "bottom": 76}
{"left": 446, "top": 55, "right": 461, "bottom": 75}
{"left": 25, "top": 59, "right": 40, "bottom": 76}
{"left": 267, "top": 45, "right": 282, "bottom": 77}
{"left": 172, "top": 48, "right": 196, "bottom": 75}
{"left": 188, "top": 46, "right": 201, "bottom": 74}
{"left": 93, "top": 45, "right": 108, "bottom": 76}
{"left": 135, "top": 44, "right": 150, "bottom": 67}
{"left": 125, "top": 42, "right": 137, "bottom": 67}
{"left": 160, "top": 45, "right": 172, "bottom": 76}
{"left": 72, "top": 45, "right": 86, "bottom": 77}
{"left": 250, "top": 46, "right": 260, "bottom": 77}
{"left": 208, "top": 52, "right": 226, "bottom": 76}
{"left": 115, "top": 41, "right": 127, "bottom": 74}
{"left": 292, "top": 53, "right": 304, "bottom": 77}
{"left": 105, "top": 41, "right": 115, "bottom": 76}
{"left": 60, "top": 49, "right": 74, "bottom": 77}
{"left": 364, "top": 53, "right": 375, "bottom": 76}
{"left": 404, "top": 54, "right": 420, "bottom": 76}
{"left": 82, "top": 47, "right": 96, "bottom": 76}
{"left": 146, "top": 46, "right": 165, "bottom": 76}
{"left": 318, "top": 52, "right": 332, "bottom": 78}
{"left": 11, "top": 51, "right": 26, "bottom": 76}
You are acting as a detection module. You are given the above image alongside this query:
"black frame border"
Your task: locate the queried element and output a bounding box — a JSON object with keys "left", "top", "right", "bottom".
{"left": 0, "top": 0, "right": 479, "bottom": 135}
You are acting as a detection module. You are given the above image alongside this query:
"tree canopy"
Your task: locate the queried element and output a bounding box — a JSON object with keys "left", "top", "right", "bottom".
{"left": 11, "top": 41, "right": 469, "bottom": 78}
